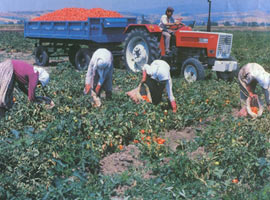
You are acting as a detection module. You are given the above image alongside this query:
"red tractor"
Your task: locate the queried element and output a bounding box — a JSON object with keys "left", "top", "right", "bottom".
{"left": 122, "top": 22, "right": 238, "bottom": 82}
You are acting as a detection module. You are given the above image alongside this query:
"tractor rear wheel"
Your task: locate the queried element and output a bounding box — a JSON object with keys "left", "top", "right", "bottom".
{"left": 181, "top": 58, "right": 205, "bottom": 83}
{"left": 123, "top": 28, "right": 160, "bottom": 72}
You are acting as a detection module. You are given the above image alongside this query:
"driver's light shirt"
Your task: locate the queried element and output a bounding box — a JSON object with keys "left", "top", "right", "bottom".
{"left": 159, "top": 14, "right": 175, "bottom": 31}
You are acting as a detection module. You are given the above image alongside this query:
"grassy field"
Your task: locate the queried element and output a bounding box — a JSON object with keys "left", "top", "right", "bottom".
{"left": 1, "top": 30, "right": 270, "bottom": 199}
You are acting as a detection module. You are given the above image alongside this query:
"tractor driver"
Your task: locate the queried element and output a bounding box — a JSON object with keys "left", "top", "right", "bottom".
{"left": 159, "top": 7, "right": 180, "bottom": 55}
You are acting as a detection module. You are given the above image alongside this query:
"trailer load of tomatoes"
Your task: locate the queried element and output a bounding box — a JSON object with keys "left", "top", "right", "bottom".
{"left": 31, "top": 8, "right": 123, "bottom": 21}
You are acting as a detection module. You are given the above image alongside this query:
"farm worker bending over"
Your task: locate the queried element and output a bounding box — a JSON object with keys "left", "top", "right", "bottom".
{"left": 0, "top": 59, "right": 54, "bottom": 118}
{"left": 238, "top": 63, "right": 270, "bottom": 117}
{"left": 84, "top": 48, "right": 113, "bottom": 106}
{"left": 127, "top": 60, "right": 177, "bottom": 113}
{"left": 159, "top": 7, "right": 180, "bottom": 55}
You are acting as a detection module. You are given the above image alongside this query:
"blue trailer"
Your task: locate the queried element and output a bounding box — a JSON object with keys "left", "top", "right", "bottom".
{"left": 24, "top": 17, "right": 137, "bottom": 70}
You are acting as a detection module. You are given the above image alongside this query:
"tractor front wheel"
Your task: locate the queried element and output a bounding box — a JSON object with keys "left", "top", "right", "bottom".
{"left": 123, "top": 28, "right": 160, "bottom": 72}
{"left": 181, "top": 58, "right": 205, "bottom": 83}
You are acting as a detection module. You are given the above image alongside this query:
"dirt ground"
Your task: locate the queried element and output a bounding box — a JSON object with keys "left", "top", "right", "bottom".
{"left": 99, "top": 127, "right": 207, "bottom": 198}
{"left": 100, "top": 145, "right": 154, "bottom": 198}
{"left": 100, "top": 145, "right": 143, "bottom": 176}
{"left": 164, "top": 127, "right": 196, "bottom": 152}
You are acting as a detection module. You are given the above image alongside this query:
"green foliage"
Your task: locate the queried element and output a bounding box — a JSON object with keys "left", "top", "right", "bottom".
{"left": 0, "top": 31, "right": 35, "bottom": 52}
{"left": 1, "top": 30, "right": 270, "bottom": 199}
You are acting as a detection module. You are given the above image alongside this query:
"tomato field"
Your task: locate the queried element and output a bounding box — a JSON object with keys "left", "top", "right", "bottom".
{"left": 1, "top": 30, "right": 270, "bottom": 199}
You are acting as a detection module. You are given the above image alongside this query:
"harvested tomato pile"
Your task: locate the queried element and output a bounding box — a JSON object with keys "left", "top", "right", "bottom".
{"left": 251, "top": 106, "right": 258, "bottom": 114}
{"left": 31, "top": 8, "right": 123, "bottom": 21}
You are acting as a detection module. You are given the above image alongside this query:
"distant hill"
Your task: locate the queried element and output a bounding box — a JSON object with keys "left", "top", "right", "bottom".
{"left": 0, "top": 10, "right": 53, "bottom": 24}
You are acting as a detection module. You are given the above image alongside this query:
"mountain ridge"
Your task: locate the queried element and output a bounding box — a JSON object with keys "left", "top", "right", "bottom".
{"left": 1, "top": 8, "right": 270, "bottom": 25}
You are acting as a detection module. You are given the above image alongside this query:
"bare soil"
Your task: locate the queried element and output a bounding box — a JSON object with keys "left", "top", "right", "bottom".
{"left": 100, "top": 145, "right": 143, "bottom": 176}
{"left": 164, "top": 127, "right": 196, "bottom": 152}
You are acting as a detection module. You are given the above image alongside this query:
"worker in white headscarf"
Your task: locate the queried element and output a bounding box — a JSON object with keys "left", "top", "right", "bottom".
{"left": 133, "top": 59, "right": 177, "bottom": 112}
{"left": 84, "top": 48, "right": 113, "bottom": 101}
{"left": 238, "top": 63, "right": 270, "bottom": 116}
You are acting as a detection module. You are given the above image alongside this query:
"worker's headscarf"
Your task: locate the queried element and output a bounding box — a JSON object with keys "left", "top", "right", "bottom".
{"left": 143, "top": 60, "right": 170, "bottom": 81}
{"left": 34, "top": 66, "right": 50, "bottom": 87}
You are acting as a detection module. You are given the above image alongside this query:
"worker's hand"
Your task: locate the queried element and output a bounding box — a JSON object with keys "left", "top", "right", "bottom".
{"left": 170, "top": 100, "right": 177, "bottom": 113}
{"left": 45, "top": 100, "right": 55, "bottom": 109}
{"left": 141, "top": 70, "right": 147, "bottom": 83}
{"left": 95, "top": 84, "right": 101, "bottom": 95}
{"left": 249, "top": 93, "right": 257, "bottom": 98}
{"left": 84, "top": 84, "right": 91, "bottom": 95}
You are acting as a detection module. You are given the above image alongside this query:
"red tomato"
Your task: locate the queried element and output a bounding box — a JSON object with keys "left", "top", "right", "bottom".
{"left": 32, "top": 8, "right": 123, "bottom": 21}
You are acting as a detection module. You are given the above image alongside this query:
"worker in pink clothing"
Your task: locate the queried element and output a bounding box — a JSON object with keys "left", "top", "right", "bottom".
{"left": 0, "top": 59, "right": 53, "bottom": 118}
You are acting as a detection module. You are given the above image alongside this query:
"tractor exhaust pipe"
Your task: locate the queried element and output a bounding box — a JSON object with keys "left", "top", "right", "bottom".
{"left": 207, "top": 0, "right": 212, "bottom": 32}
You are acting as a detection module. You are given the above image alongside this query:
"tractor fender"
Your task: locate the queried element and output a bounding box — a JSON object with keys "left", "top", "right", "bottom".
{"left": 124, "top": 24, "right": 162, "bottom": 34}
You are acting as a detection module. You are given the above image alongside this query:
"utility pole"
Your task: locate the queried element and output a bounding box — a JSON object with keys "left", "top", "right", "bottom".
{"left": 207, "top": 0, "right": 212, "bottom": 32}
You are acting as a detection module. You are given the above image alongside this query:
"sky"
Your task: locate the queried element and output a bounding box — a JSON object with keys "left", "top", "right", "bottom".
{"left": 0, "top": 0, "right": 269, "bottom": 13}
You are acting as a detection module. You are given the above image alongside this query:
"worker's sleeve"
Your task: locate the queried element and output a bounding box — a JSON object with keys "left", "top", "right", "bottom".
{"left": 27, "top": 72, "right": 39, "bottom": 101}
{"left": 85, "top": 61, "right": 96, "bottom": 89}
{"left": 160, "top": 15, "right": 168, "bottom": 25}
{"left": 165, "top": 77, "right": 175, "bottom": 102}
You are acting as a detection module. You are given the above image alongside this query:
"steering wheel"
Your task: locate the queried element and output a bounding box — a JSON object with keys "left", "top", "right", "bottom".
{"left": 169, "top": 23, "right": 184, "bottom": 31}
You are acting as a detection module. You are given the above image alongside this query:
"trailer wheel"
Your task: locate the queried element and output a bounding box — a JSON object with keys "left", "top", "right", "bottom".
{"left": 68, "top": 45, "right": 80, "bottom": 66}
{"left": 34, "top": 46, "right": 49, "bottom": 66}
{"left": 123, "top": 28, "right": 160, "bottom": 72}
{"left": 181, "top": 58, "right": 205, "bottom": 83}
{"left": 75, "top": 48, "right": 92, "bottom": 71}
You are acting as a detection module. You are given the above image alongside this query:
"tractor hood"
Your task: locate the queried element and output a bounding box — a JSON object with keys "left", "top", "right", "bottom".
{"left": 176, "top": 30, "right": 233, "bottom": 59}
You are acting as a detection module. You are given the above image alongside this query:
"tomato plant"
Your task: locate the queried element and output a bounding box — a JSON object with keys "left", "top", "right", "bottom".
{"left": 1, "top": 30, "right": 270, "bottom": 199}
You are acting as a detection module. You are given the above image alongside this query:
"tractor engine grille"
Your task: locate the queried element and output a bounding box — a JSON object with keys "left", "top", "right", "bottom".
{"left": 216, "top": 34, "right": 233, "bottom": 59}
